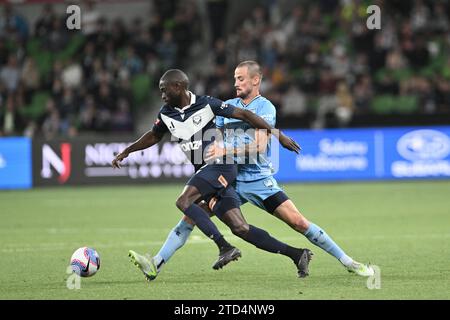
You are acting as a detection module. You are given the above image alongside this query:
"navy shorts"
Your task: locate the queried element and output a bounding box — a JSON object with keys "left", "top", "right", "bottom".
{"left": 187, "top": 164, "right": 240, "bottom": 218}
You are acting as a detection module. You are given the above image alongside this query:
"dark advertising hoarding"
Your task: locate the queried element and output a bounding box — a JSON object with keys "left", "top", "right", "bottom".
{"left": 32, "top": 137, "right": 194, "bottom": 186}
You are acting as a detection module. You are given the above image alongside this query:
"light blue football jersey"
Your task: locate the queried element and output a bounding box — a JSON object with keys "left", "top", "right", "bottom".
{"left": 216, "top": 95, "right": 276, "bottom": 182}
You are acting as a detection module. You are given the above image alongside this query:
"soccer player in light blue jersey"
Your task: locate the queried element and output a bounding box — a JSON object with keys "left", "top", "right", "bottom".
{"left": 144, "top": 61, "right": 374, "bottom": 280}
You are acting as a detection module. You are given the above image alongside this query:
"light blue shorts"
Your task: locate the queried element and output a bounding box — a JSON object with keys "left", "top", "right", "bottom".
{"left": 234, "top": 176, "right": 286, "bottom": 212}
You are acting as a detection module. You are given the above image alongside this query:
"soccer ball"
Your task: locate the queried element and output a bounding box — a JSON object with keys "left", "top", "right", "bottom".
{"left": 70, "top": 247, "right": 100, "bottom": 277}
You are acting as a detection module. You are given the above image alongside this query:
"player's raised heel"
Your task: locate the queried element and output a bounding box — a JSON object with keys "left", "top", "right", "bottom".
{"left": 212, "top": 247, "right": 242, "bottom": 270}
{"left": 297, "top": 249, "right": 313, "bottom": 278}
{"left": 128, "top": 250, "right": 158, "bottom": 281}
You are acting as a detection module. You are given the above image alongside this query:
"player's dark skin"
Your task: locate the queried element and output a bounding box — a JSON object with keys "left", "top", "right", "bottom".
{"left": 112, "top": 70, "right": 301, "bottom": 241}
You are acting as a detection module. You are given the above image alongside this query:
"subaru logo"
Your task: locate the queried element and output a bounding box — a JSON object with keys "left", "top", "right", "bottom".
{"left": 397, "top": 129, "right": 450, "bottom": 161}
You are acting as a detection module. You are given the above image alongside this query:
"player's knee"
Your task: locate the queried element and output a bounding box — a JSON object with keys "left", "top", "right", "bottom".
{"left": 277, "top": 207, "right": 310, "bottom": 233}
{"left": 292, "top": 216, "right": 309, "bottom": 233}
{"left": 175, "top": 196, "right": 191, "bottom": 212}
{"left": 182, "top": 215, "right": 195, "bottom": 225}
{"left": 231, "top": 223, "right": 250, "bottom": 238}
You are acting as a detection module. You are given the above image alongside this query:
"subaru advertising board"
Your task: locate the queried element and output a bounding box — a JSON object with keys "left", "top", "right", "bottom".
{"left": 274, "top": 126, "right": 450, "bottom": 182}
{"left": 0, "top": 137, "right": 32, "bottom": 189}
{"left": 383, "top": 127, "right": 450, "bottom": 179}
{"left": 273, "top": 129, "right": 377, "bottom": 182}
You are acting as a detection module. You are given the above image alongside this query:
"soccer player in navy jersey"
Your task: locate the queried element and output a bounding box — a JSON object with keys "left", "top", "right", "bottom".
{"left": 112, "top": 69, "right": 313, "bottom": 281}
{"left": 142, "top": 61, "right": 374, "bottom": 281}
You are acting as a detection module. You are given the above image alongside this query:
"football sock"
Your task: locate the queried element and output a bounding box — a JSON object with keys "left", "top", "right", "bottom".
{"left": 154, "top": 219, "right": 194, "bottom": 270}
{"left": 244, "top": 225, "right": 289, "bottom": 255}
{"left": 183, "top": 203, "right": 231, "bottom": 250}
{"left": 304, "top": 222, "right": 353, "bottom": 267}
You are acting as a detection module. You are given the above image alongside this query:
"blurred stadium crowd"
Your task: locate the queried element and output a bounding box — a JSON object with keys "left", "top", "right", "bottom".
{"left": 0, "top": 0, "right": 450, "bottom": 138}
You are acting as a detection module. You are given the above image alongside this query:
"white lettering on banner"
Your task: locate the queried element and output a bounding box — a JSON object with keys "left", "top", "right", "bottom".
{"left": 319, "top": 139, "right": 368, "bottom": 155}
{"left": 158, "top": 143, "right": 190, "bottom": 165}
{"left": 84, "top": 142, "right": 192, "bottom": 179}
{"left": 41, "top": 144, "right": 65, "bottom": 178}
{"left": 392, "top": 130, "right": 450, "bottom": 178}
{"left": 297, "top": 139, "right": 369, "bottom": 172}
{"left": 392, "top": 161, "right": 450, "bottom": 177}
{"left": 151, "top": 165, "right": 162, "bottom": 177}
{"left": 85, "top": 143, "right": 128, "bottom": 166}
{"left": 297, "top": 155, "right": 367, "bottom": 171}
{"left": 124, "top": 164, "right": 195, "bottom": 179}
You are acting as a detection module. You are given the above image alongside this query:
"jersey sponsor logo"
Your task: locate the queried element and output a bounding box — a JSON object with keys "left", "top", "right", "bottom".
{"left": 180, "top": 140, "right": 202, "bottom": 152}
{"left": 220, "top": 102, "right": 228, "bottom": 109}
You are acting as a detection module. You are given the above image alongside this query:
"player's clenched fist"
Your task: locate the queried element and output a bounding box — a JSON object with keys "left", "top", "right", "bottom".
{"left": 111, "top": 151, "right": 129, "bottom": 169}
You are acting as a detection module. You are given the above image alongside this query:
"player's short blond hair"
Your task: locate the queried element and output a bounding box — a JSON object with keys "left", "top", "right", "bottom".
{"left": 237, "top": 60, "right": 263, "bottom": 80}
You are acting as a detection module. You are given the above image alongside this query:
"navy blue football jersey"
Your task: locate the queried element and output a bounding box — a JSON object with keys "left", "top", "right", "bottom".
{"left": 152, "top": 92, "right": 236, "bottom": 171}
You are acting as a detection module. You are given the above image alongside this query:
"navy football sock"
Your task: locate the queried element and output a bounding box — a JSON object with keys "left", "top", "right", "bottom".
{"left": 245, "top": 225, "right": 291, "bottom": 255}
{"left": 183, "top": 204, "right": 230, "bottom": 249}
{"left": 245, "top": 225, "right": 302, "bottom": 262}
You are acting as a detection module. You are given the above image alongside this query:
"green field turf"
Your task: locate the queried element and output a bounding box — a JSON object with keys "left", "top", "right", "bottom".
{"left": 1, "top": 181, "right": 449, "bottom": 300}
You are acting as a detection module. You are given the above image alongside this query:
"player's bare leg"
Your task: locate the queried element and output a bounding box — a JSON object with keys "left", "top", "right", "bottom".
{"left": 273, "top": 200, "right": 374, "bottom": 276}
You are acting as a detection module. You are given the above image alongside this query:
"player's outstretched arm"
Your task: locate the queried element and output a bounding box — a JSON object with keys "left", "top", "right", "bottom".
{"left": 229, "top": 108, "right": 301, "bottom": 154}
{"left": 112, "top": 130, "right": 163, "bottom": 169}
{"left": 205, "top": 129, "right": 269, "bottom": 162}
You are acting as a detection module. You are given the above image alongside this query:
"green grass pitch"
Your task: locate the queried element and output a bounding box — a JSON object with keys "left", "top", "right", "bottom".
{"left": 1, "top": 181, "right": 449, "bottom": 300}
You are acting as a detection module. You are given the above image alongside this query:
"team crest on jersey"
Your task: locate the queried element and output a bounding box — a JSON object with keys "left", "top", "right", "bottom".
{"left": 193, "top": 115, "right": 202, "bottom": 126}
{"left": 263, "top": 179, "right": 274, "bottom": 188}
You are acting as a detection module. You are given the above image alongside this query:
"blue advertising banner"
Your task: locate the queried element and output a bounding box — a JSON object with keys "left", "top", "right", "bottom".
{"left": 274, "top": 126, "right": 450, "bottom": 182}
{"left": 0, "top": 137, "right": 32, "bottom": 189}
{"left": 2, "top": 127, "right": 450, "bottom": 189}
{"left": 382, "top": 126, "right": 450, "bottom": 179}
